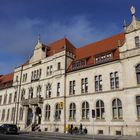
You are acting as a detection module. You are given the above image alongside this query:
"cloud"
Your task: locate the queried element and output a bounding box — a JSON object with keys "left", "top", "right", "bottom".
{"left": 0, "top": 15, "right": 119, "bottom": 74}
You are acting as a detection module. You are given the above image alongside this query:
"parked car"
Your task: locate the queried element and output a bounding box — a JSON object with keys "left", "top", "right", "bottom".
{"left": 0, "top": 124, "right": 18, "bottom": 134}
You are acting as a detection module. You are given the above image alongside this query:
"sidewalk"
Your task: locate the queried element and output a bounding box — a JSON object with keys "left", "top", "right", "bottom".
{"left": 20, "top": 131, "right": 140, "bottom": 140}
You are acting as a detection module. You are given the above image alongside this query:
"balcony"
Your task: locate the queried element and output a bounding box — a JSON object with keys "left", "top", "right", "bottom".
{"left": 21, "top": 97, "right": 43, "bottom": 106}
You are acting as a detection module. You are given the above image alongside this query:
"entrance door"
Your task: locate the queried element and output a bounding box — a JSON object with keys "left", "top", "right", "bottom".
{"left": 27, "top": 108, "right": 33, "bottom": 126}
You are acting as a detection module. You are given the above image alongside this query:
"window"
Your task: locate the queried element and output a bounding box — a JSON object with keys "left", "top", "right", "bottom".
{"left": 136, "top": 64, "right": 140, "bottom": 84}
{"left": 37, "top": 85, "right": 41, "bottom": 97}
{"left": 47, "top": 66, "right": 49, "bottom": 75}
{"left": 81, "top": 78, "right": 88, "bottom": 93}
{"left": 46, "top": 84, "right": 51, "bottom": 98}
{"left": 19, "top": 107, "right": 24, "bottom": 121}
{"left": 0, "top": 96, "right": 2, "bottom": 105}
{"left": 14, "top": 92, "right": 17, "bottom": 102}
{"left": 6, "top": 109, "right": 10, "bottom": 121}
{"left": 69, "top": 103, "right": 76, "bottom": 120}
{"left": 8, "top": 93, "right": 12, "bottom": 104}
{"left": 3, "top": 94, "right": 7, "bottom": 104}
{"left": 31, "top": 69, "right": 41, "bottom": 81}
{"left": 29, "top": 87, "right": 33, "bottom": 99}
{"left": 72, "top": 60, "right": 86, "bottom": 70}
{"left": 1, "top": 109, "right": 5, "bottom": 121}
{"left": 46, "top": 66, "right": 53, "bottom": 76}
{"left": 95, "top": 75, "right": 102, "bottom": 91}
{"left": 11, "top": 107, "right": 15, "bottom": 121}
{"left": 96, "top": 100, "right": 105, "bottom": 119}
{"left": 69, "top": 80, "right": 75, "bottom": 95}
{"left": 21, "top": 89, "right": 25, "bottom": 101}
{"left": 58, "top": 62, "right": 61, "bottom": 70}
{"left": 54, "top": 103, "right": 61, "bottom": 121}
{"left": 16, "top": 76, "right": 18, "bottom": 82}
{"left": 57, "top": 83, "right": 60, "bottom": 96}
{"left": 110, "top": 72, "right": 119, "bottom": 89}
{"left": 82, "top": 101, "right": 89, "bottom": 120}
{"left": 45, "top": 104, "right": 51, "bottom": 120}
{"left": 95, "top": 53, "right": 112, "bottom": 64}
{"left": 135, "top": 36, "right": 140, "bottom": 48}
{"left": 50, "top": 65, "right": 53, "bottom": 74}
{"left": 22, "top": 73, "right": 27, "bottom": 82}
{"left": 136, "top": 96, "right": 140, "bottom": 118}
{"left": 112, "top": 98, "right": 123, "bottom": 119}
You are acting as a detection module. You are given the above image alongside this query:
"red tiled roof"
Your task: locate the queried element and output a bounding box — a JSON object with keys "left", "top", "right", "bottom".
{"left": 0, "top": 73, "right": 14, "bottom": 89}
{"left": 67, "top": 32, "right": 125, "bottom": 71}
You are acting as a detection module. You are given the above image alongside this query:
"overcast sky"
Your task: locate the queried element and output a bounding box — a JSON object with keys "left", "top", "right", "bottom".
{"left": 0, "top": 0, "right": 140, "bottom": 74}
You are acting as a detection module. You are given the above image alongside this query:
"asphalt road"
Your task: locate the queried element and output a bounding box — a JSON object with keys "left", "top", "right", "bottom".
{"left": 0, "top": 133, "right": 140, "bottom": 140}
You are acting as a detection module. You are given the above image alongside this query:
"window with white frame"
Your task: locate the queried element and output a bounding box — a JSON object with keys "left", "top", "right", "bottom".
{"left": 110, "top": 72, "right": 119, "bottom": 89}
{"left": 54, "top": 103, "right": 61, "bottom": 121}
{"left": 21, "top": 89, "right": 25, "bottom": 101}
{"left": 135, "top": 36, "right": 140, "bottom": 48}
{"left": 96, "top": 100, "right": 105, "bottom": 119}
{"left": 95, "top": 75, "right": 102, "bottom": 91}
{"left": 37, "top": 85, "right": 41, "bottom": 97}
{"left": 6, "top": 109, "right": 10, "bottom": 121}
{"left": 69, "top": 80, "right": 75, "bottom": 95}
{"left": 29, "top": 87, "right": 33, "bottom": 99}
{"left": 31, "top": 69, "right": 41, "bottom": 81}
{"left": 81, "top": 78, "right": 88, "bottom": 93}
{"left": 69, "top": 102, "right": 76, "bottom": 120}
{"left": 1, "top": 109, "right": 5, "bottom": 121}
{"left": 8, "top": 93, "right": 12, "bottom": 104}
{"left": 112, "top": 98, "right": 123, "bottom": 119}
{"left": 11, "top": 107, "right": 15, "bottom": 121}
{"left": 57, "top": 83, "right": 60, "bottom": 96}
{"left": 136, "top": 64, "right": 140, "bottom": 84}
{"left": 45, "top": 104, "right": 51, "bottom": 120}
{"left": 46, "top": 84, "right": 51, "bottom": 98}
{"left": 82, "top": 101, "right": 89, "bottom": 120}
{"left": 136, "top": 96, "right": 140, "bottom": 118}
{"left": 19, "top": 107, "right": 24, "bottom": 121}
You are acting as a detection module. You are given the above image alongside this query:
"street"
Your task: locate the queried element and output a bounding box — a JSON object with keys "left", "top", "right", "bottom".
{"left": 0, "top": 133, "right": 140, "bottom": 140}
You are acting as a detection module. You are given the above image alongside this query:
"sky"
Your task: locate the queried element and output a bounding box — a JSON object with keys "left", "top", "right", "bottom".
{"left": 0, "top": 0, "right": 140, "bottom": 74}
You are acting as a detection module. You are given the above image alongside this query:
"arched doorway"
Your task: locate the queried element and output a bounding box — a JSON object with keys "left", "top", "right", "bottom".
{"left": 27, "top": 108, "right": 33, "bottom": 126}
{"left": 36, "top": 107, "right": 42, "bottom": 124}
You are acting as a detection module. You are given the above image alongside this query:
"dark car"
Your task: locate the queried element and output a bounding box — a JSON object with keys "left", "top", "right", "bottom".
{"left": 0, "top": 124, "right": 18, "bottom": 134}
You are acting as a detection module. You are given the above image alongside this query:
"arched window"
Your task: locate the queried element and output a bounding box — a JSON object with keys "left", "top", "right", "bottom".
{"left": 19, "top": 107, "right": 24, "bottom": 121}
{"left": 21, "top": 89, "right": 25, "bottom": 101}
{"left": 45, "top": 104, "right": 51, "bottom": 120}
{"left": 82, "top": 101, "right": 89, "bottom": 120}
{"left": 29, "top": 87, "right": 33, "bottom": 99}
{"left": 37, "top": 85, "right": 41, "bottom": 97}
{"left": 96, "top": 100, "right": 105, "bottom": 119}
{"left": 54, "top": 103, "right": 61, "bottom": 121}
{"left": 69, "top": 103, "right": 76, "bottom": 120}
{"left": 136, "top": 96, "right": 140, "bottom": 118}
{"left": 1, "top": 109, "right": 5, "bottom": 121}
{"left": 46, "top": 83, "right": 51, "bottom": 98}
{"left": 136, "top": 64, "right": 140, "bottom": 84}
{"left": 112, "top": 98, "right": 123, "bottom": 119}
{"left": 11, "top": 107, "right": 15, "bottom": 121}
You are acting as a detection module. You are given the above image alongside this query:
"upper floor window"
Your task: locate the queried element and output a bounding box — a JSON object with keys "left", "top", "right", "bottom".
{"left": 57, "top": 83, "right": 60, "bottom": 96}
{"left": 22, "top": 73, "right": 27, "bottom": 82}
{"left": 69, "top": 103, "right": 76, "bottom": 120}
{"left": 95, "top": 75, "right": 102, "bottom": 92}
{"left": 31, "top": 69, "right": 41, "bottom": 82}
{"left": 0, "top": 96, "right": 2, "bottom": 105}
{"left": 69, "top": 80, "right": 75, "bottom": 95}
{"left": 13, "top": 92, "right": 17, "bottom": 102}
{"left": 58, "top": 62, "right": 61, "bottom": 70}
{"left": 46, "top": 83, "right": 51, "bottom": 98}
{"left": 82, "top": 101, "right": 89, "bottom": 120}
{"left": 136, "top": 96, "right": 140, "bottom": 119}
{"left": 8, "top": 93, "right": 12, "bottom": 104}
{"left": 21, "top": 89, "right": 25, "bottom": 101}
{"left": 95, "top": 53, "right": 112, "bottom": 64}
{"left": 19, "top": 107, "right": 24, "bottom": 121}
{"left": 11, "top": 107, "right": 15, "bottom": 121}
{"left": 16, "top": 76, "right": 18, "bottom": 82}
{"left": 46, "top": 65, "right": 53, "bottom": 76}
{"left": 29, "top": 87, "right": 33, "bottom": 99}
{"left": 36, "top": 85, "right": 41, "bottom": 97}
{"left": 110, "top": 72, "right": 119, "bottom": 89}
{"left": 81, "top": 78, "right": 88, "bottom": 93}
{"left": 45, "top": 104, "right": 51, "bottom": 121}
{"left": 135, "top": 36, "right": 140, "bottom": 48}
{"left": 112, "top": 98, "right": 123, "bottom": 120}
{"left": 72, "top": 59, "right": 86, "bottom": 70}
{"left": 1, "top": 109, "right": 5, "bottom": 121}
{"left": 3, "top": 94, "right": 7, "bottom": 105}
{"left": 96, "top": 100, "right": 105, "bottom": 120}
{"left": 136, "top": 64, "right": 140, "bottom": 84}
{"left": 6, "top": 109, "right": 10, "bottom": 121}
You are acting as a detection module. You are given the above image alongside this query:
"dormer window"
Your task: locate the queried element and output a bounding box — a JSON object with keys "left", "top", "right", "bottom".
{"left": 95, "top": 53, "right": 112, "bottom": 64}
{"left": 72, "top": 59, "right": 86, "bottom": 70}
{"left": 135, "top": 36, "right": 140, "bottom": 48}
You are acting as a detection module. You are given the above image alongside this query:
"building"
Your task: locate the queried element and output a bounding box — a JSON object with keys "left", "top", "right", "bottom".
{"left": 0, "top": 6, "right": 140, "bottom": 136}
